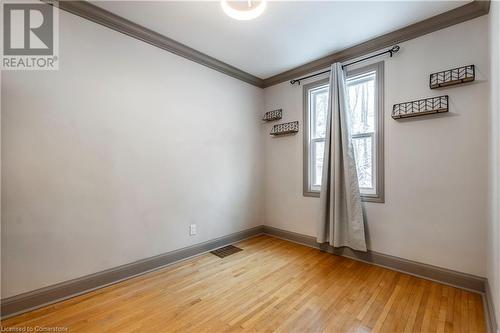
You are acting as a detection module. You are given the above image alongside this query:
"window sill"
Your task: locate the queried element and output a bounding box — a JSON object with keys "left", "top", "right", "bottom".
{"left": 361, "top": 195, "right": 385, "bottom": 203}
{"left": 303, "top": 191, "right": 320, "bottom": 198}
{"left": 303, "top": 191, "right": 385, "bottom": 203}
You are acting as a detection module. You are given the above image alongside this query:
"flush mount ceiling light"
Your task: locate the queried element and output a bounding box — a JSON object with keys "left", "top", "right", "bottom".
{"left": 221, "top": 0, "right": 267, "bottom": 21}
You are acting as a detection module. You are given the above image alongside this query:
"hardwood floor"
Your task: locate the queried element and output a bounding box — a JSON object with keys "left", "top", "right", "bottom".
{"left": 1, "top": 235, "right": 486, "bottom": 332}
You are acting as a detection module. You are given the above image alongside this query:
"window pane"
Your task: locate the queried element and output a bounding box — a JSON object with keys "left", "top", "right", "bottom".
{"left": 312, "top": 140, "right": 324, "bottom": 187}
{"left": 347, "top": 72, "right": 375, "bottom": 135}
{"left": 352, "top": 136, "right": 373, "bottom": 189}
{"left": 311, "top": 86, "right": 328, "bottom": 139}
{"left": 306, "top": 68, "right": 381, "bottom": 196}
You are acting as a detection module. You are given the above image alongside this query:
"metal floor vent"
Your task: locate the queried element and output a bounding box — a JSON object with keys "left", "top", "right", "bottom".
{"left": 210, "top": 245, "right": 243, "bottom": 258}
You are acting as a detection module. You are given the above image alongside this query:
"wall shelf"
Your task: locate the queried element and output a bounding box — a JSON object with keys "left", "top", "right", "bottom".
{"left": 270, "top": 121, "right": 299, "bottom": 136}
{"left": 392, "top": 96, "right": 448, "bottom": 119}
{"left": 430, "top": 65, "right": 475, "bottom": 89}
{"left": 262, "top": 109, "right": 282, "bottom": 121}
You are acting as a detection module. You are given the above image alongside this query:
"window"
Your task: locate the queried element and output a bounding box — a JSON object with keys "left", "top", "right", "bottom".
{"left": 303, "top": 62, "right": 384, "bottom": 202}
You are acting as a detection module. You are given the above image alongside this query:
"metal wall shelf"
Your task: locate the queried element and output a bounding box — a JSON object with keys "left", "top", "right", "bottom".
{"left": 270, "top": 121, "right": 299, "bottom": 136}
{"left": 430, "top": 65, "right": 475, "bottom": 89}
{"left": 262, "top": 109, "right": 282, "bottom": 121}
{"left": 392, "top": 96, "right": 448, "bottom": 119}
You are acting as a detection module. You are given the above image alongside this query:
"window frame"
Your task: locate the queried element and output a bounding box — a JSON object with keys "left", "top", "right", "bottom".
{"left": 303, "top": 77, "right": 330, "bottom": 197}
{"left": 302, "top": 61, "right": 385, "bottom": 203}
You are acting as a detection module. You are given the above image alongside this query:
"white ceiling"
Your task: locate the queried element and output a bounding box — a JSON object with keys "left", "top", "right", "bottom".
{"left": 94, "top": 1, "right": 469, "bottom": 79}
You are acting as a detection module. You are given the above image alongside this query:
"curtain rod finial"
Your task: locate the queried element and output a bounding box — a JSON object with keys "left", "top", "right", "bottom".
{"left": 390, "top": 45, "right": 400, "bottom": 56}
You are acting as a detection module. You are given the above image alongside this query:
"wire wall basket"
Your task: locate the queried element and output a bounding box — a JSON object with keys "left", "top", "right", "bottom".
{"left": 270, "top": 121, "right": 299, "bottom": 136}
{"left": 262, "top": 109, "right": 283, "bottom": 121}
{"left": 392, "top": 96, "right": 448, "bottom": 119}
{"left": 430, "top": 65, "right": 475, "bottom": 89}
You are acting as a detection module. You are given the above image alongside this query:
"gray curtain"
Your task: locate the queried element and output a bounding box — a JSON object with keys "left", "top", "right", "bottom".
{"left": 317, "top": 63, "right": 367, "bottom": 252}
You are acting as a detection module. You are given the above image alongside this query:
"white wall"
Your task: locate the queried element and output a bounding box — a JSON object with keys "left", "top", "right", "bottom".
{"left": 0, "top": 2, "right": 494, "bottom": 302}
{"left": 1, "top": 9, "right": 264, "bottom": 298}
{"left": 488, "top": 0, "right": 500, "bottom": 328}
{"left": 263, "top": 16, "right": 490, "bottom": 277}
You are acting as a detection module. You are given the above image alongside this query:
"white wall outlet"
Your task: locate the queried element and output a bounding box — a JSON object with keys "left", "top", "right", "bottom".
{"left": 189, "top": 224, "right": 197, "bottom": 236}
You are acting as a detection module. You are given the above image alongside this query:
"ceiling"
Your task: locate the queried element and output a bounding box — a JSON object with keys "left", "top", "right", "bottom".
{"left": 94, "top": 1, "right": 469, "bottom": 79}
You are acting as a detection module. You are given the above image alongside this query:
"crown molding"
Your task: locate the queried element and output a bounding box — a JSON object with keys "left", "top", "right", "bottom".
{"left": 45, "top": 1, "right": 489, "bottom": 89}
{"left": 262, "top": 0, "right": 490, "bottom": 88}
{"left": 47, "top": 0, "right": 265, "bottom": 88}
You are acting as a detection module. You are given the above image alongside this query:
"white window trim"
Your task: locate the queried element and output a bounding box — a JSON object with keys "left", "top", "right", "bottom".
{"left": 302, "top": 61, "right": 385, "bottom": 203}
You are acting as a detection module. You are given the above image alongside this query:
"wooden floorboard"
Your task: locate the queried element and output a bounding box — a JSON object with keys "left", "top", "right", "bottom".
{"left": 0, "top": 235, "right": 486, "bottom": 332}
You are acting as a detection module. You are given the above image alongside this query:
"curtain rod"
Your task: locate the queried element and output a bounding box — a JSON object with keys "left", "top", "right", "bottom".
{"left": 289, "top": 45, "right": 400, "bottom": 85}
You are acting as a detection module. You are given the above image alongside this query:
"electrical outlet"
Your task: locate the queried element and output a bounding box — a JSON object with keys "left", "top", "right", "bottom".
{"left": 189, "top": 224, "right": 197, "bottom": 236}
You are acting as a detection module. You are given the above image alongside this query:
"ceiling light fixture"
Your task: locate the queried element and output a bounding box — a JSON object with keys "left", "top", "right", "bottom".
{"left": 221, "top": 0, "right": 267, "bottom": 21}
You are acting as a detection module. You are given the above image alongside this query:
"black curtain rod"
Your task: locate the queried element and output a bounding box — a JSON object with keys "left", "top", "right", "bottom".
{"left": 290, "top": 45, "right": 400, "bottom": 85}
